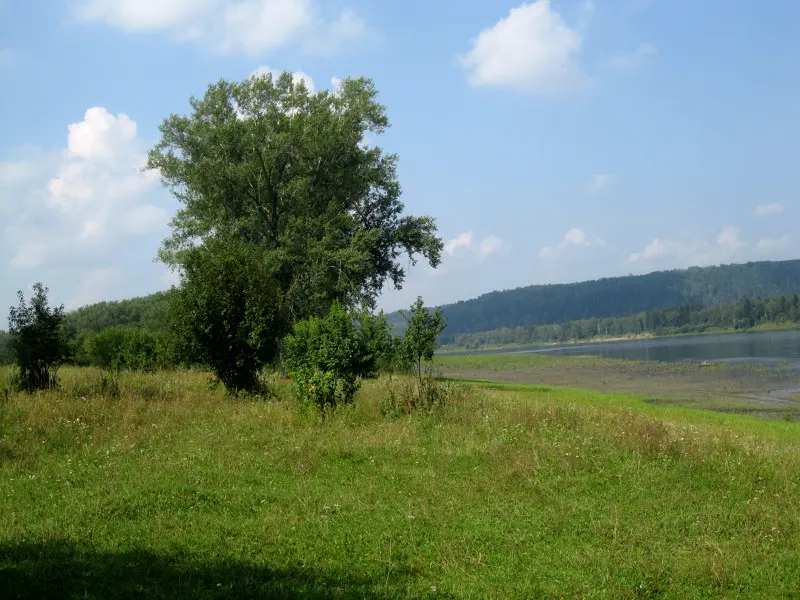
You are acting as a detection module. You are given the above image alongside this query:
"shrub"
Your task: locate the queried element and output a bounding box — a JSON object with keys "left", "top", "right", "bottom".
{"left": 379, "top": 370, "right": 469, "bottom": 417}
{"left": 0, "top": 331, "right": 12, "bottom": 365}
{"left": 283, "top": 302, "right": 378, "bottom": 412}
{"left": 8, "top": 283, "right": 69, "bottom": 392}
{"left": 86, "top": 327, "right": 165, "bottom": 372}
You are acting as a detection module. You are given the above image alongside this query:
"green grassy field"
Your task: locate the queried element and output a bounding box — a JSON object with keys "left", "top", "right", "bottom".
{"left": 1, "top": 366, "right": 799, "bottom": 598}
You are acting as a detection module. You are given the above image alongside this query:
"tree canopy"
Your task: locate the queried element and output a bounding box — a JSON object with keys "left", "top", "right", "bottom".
{"left": 148, "top": 73, "right": 441, "bottom": 315}
{"left": 146, "top": 73, "right": 442, "bottom": 390}
{"left": 8, "top": 283, "right": 69, "bottom": 391}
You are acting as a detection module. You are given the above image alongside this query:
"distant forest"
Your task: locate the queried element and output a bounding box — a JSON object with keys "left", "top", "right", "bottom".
{"left": 447, "top": 294, "right": 800, "bottom": 350}
{"left": 3, "top": 259, "right": 800, "bottom": 363}
{"left": 388, "top": 259, "right": 800, "bottom": 344}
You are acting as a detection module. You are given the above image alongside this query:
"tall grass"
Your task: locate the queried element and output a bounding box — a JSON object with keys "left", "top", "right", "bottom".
{"left": 0, "top": 366, "right": 799, "bottom": 598}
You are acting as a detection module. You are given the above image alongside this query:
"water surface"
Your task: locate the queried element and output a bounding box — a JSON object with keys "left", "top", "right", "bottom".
{"left": 474, "top": 330, "right": 800, "bottom": 368}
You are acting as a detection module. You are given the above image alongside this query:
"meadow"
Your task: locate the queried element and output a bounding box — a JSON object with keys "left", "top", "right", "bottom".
{"left": 1, "top": 365, "right": 799, "bottom": 598}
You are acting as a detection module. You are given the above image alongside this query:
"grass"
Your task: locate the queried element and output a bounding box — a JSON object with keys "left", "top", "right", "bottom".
{"left": 435, "top": 354, "right": 800, "bottom": 420}
{"left": 1, "top": 366, "right": 800, "bottom": 598}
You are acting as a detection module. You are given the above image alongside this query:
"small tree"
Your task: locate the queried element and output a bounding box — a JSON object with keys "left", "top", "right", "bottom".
{"left": 400, "top": 297, "right": 446, "bottom": 387}
{"left": 8, "top": 283, "right": 69, "bottom": 392}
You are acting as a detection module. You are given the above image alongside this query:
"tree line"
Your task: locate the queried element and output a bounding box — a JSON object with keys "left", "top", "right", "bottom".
{"left": 388, "top": 259, "right": 800, "bottom": 343}
{"left": 448, "top": 293, "right": 800, "bottom": 350}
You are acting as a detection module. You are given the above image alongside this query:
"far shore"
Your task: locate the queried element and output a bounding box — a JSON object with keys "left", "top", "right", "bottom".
{"left": 438, "top": 322, "right": 800, "bottom": 355}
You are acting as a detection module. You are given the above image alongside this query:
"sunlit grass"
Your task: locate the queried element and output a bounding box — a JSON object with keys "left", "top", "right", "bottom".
{"left": 1, "top": 366, "right": 799, "bottom": 598}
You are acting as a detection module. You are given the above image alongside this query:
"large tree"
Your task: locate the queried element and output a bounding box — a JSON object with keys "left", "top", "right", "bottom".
{"left": 147, "top": 73, "right": 442, "bottom": 390}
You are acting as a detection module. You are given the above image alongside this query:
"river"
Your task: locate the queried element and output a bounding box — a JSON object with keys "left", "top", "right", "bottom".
{"left": 472, "top": 330, "right": 800, "bottom": 368}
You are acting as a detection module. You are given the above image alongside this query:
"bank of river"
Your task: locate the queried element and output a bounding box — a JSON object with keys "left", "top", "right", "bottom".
{"left": 442, "top": 329, "right": 800, "bottom": 369}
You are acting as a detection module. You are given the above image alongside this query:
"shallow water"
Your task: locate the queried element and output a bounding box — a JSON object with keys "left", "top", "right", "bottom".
{"left": 502, "top": 330, "right": 800, "bottom": 368}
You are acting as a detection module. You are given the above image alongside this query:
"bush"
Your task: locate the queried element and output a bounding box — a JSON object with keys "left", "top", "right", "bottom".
{"left": 0, "top": 331, "right": 12, "bottom": 365}
{"left": 86, "top": 327, "right": 165, "bottom": 372}
{"left": 283, "top": 302, "right": 384, "bottom": 412}
{"left": 8, "top": 283, "right": 69, "bottom": 392}
{"left": 379, "top": 370, "right": 469, "bottom": 417}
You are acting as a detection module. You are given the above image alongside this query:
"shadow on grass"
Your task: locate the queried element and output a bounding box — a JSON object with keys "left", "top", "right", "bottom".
{"left": 0, "top": 540, "right": 407, "bottom": 599}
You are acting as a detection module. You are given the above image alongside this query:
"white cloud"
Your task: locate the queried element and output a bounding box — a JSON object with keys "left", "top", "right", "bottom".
{"left": 587, "top": 173, "right": 613, "bottom": 193}
{"left": 46, "top": 108, "right": 158, "bottom": 214}
{"left": 539, "top": 227, "right": 603, "bottom": 258}
{"left": 628, "top": 226, "right": 746, "bottom": 266}
{"left": 755, "top": 202, "right": 784, "bottom": 217}
{"left": 330, "top": 76, "right": 343, "bottom": 92}
{"left": 478, "top": 235, "right": 505, "bottom": 257}
{"left": 3, "top": 107, "right": 171, "bottom": 271}
{"left": 0, "top": 160, "right": 36, "bottom": 184}
{"left": 443, "top": 231, "right": 506, "bottom": 259}
{"left": 251, "top": 65, "right": 315, "bottom": 92}
{"left": 627, "top": 237, "right": 682, "bottom": 262}
{"left": 716, "top": 225, "right": 743, "bottom": 254}
{"left": 444, "top": 231, "right": 473, "bottom": 256}
{"left": 75, "top": 0, "right": 368, "bottom": 56}
{"left": 461, "top": 0, "right": 588, "bottom": 95}
{"left": 76, "top": 0, "right": 213, "bottom": 31}
{"left": 303, "top": 9, "right": 368, "bottom": 56}
{"left": 611, "top": 43, "right": 657, "bottom": 71}
{"left": 218, "top": 0, "right": 312, "bottom": 55}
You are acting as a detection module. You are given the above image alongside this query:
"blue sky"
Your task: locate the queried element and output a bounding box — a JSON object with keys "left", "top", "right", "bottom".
{"left": 1, "top": 0, "right": 799, "bottom": 316}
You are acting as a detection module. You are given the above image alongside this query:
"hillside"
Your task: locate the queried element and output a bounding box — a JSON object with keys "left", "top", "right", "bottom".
{"left": 445, "top": 293, "right": 800, "bottom": 350}
{"left": 389, "top": 259, "right": 800, "bottom": 343}
{"left": 8, "top": 259, "right": 799, "bottom": 347}
{"left": 64, "top": 291, "right": 172, "bottom": 335}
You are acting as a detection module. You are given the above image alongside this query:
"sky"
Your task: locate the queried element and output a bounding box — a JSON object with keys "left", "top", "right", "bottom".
{"left": 1, "top": 0, "right": 799, "bottom": 316}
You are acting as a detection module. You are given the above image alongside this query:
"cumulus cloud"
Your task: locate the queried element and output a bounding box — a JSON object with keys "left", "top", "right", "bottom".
{"left": 461, "top": 0, "right": 588, "bottom": 95}
{"left": 444, "top": 232, "right": 474, "bottom": 256}
{"left": 628, "top": 226, "right": 746, "bottom": 266}
{"left": 0, "top": 160, "right": 36, "bottom": 185}
{"left": 539, "top": 227, "right": 604, "bottom": 258}
{"left": 3, "top": 107, "right": 172, "bottom": 272}
{"left": 611, "top": 43, "right": 657, "bottom": 71}
{"left": 587, "top": 173, "right": 613, "bottom": 193}
{"left": 478, "top": 235, "right": 504, "bottom": 257}
{"left": 443, "top": 231, "right": 506, "bottom": 259}
{"left": 75, "top": 0, "right": 369, "bottom": 56}
{"left": 755, "top": 202, "right": 784, "bottom": 217}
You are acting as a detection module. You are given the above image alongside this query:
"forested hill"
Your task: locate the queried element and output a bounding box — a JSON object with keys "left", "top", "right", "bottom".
{"left": 389, "top": 259, "right": 800, "bottom": 343}
{"left": 64, "top": 292, "right": 172, "bottom": 334}
{"left": 8, "top": 259, "right": 799, "bottom": 345}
